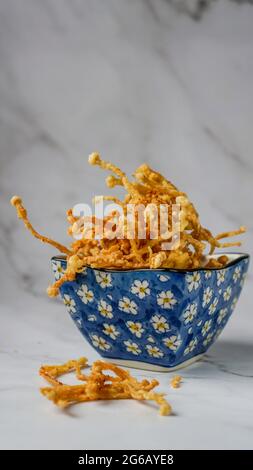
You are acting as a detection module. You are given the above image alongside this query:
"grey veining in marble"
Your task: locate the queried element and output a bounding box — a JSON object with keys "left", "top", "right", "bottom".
{"left": 0, "top": 0, "right": 253, "bottom": 450}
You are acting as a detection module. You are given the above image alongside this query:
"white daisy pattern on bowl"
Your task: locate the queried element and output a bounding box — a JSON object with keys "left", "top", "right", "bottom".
{"left": 240, "top": 272, "right": 247, "bottom": 288}
{"left": 126, "top": 321, "right": 144, "bottom": 338}
{"left": 76, "top": 318, "right": 82, "bottom": 329}
{"left": 146, "top": 345, "right": 164, "bottom": 358}
{"left": 203, "top": 332, "right": 214, "bottom": 347}
{"left": 98, "top": 299, "right": 113, "bottom": 319}
{"left": 223, "top": 286, "right": 232, "bottom": 302}
{"left": 183, "top": 302, "right": 198, "bottom": 324}
{"left": 202, "top": 287, "right": 213, "bottom": 307}
{"left": 233, "top": 266, "right": 241, "bottom": 284}
{"left": 147, "top": 335, "right": 155, "bottom": 343}
{"left": 130, "top": 280, "right": 150, "bottom": 299}
{"left": 118, "top": 297, "right": 138, "bottom": 315}
{"left": 90, "top": 334, "right": 111, "bottom": 351}
{"left": 124, "top": 340, "right": 141, "bottom": 356}
{"left": 158, "top": 274, "right": 170, "bottom": 282}
{"left": 184, "top": 338, "right": 198, "bottom": 356}
{"left": 201, "top": 319, "right": 212, "bottom": 336}
{"left": 163, "top": 335, "right": 182, "bottom": 351}
{"left": 95, "top": 271, "right": 112, "bottom": 289}
{"left": 186, "top": 272, "right": 201, "bottom": 292}
{"left": 103, "top": 323, "right": 120, "bottom": 340}
{"left": 77, "top": 284, "right": 94, "bottom": 304}
{"left": 214, "top": 328, "right": 223, "bottom": 341}
{"left": 157, "top": 290, "right": 177, "bottom": 309}
{"left": 52, "top": 261, "right": 65, "bottom": 280}
{"left": 231, "top": 296, "right": 238, "bottom": 311}
{"left": 217, "top": 308, "right": 228, "bottom": 324}
{"left": 88, "top": 314, "right": 97, "bottom": 322}
{"left": 151, "top": 314, "right": 170, "bottom": 334}
{"left": 217, "top": 269, "right": 226, "bottom": 286}
{"left": 57, "top": 253, "right": 248, "bottom": 369}
{"left": 63, "top": 294, "right": 76, "bottom": 314}
{"left": 208, "top": 297, "right": 218, "bottom": 316}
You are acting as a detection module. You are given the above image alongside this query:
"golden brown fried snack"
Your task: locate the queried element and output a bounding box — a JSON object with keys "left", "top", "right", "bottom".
{"left": 170, "top": 375, "right": 182, "bottom": 389}
{"left": 10, "top": 154, "right": 246, "bottom": 297}
{"left": 10, "top": 196, "right": 71, "bottom": 256}
{"left": 39, "top": 357, "right": 171, "bottom": 416}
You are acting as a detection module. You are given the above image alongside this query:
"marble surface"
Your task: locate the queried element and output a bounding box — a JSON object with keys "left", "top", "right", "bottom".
{"left": 0, "top": 0, "right": 253, "bottom": 450}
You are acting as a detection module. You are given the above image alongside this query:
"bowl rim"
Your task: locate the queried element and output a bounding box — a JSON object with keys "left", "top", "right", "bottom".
{"left": 51, "top": 252, "right": 249, "bottom": 274}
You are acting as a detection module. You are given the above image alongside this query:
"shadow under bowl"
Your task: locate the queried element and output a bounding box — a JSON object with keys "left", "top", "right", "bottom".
{"left": 51, "top": 253, "right": 249, "bottom": 371}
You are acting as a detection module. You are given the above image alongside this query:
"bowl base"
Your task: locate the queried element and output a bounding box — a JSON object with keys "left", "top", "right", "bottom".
{"left": 108, "top": 353, "right": 204, "bottom": 372}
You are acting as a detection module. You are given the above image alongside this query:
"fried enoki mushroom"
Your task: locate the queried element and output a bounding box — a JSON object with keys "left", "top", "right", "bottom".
{"left": 39, "top": 357, "right": 171, "bottom": 416}
{"left": 10, "top": 196, "right": 71, "bottom": 256}
{"left": 10, "top": 153, "right": 246, "bottom": 297}
{"left": 170, "top": 375, "right": 182, "bottom": 389}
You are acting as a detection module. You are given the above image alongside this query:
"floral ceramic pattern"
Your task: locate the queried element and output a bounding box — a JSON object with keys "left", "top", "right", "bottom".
{"left": 98, "top": 299, "right": 113, "bottom": 319}
{"left": 157, "top": 290, "right": 177, "bottom": 309}
{"left": 118, "top": 297, "right": 138, "bottom": 314}
{"left": 146, "top": 345, "right": 164, "bottom": 358}
{"left": 182, "top": 302, "right": 198, "bottom": 324}
{"left": 52, "top": 254, "right": 249, "bottom": 369}
{"left": 151, "top": 314, "right": 170, "bottom": 333}
{"left": 103, "top": 323, "right": 120, "bottom": 340}
{"left": 52, "top": 260, "right": 66, "bottom": 280}
{"left": 130, "top": 279, "right": 150, "bottom": 299}
{"left": 124, "top": 340, "right": 141, "bottom": 355}
{"left": 126, "top": 321, "right": 144, "bottom": 338}
{"left": 90, "top": 334, "right": 111, "bottom": 351}
{"left": 163, "top": 335, "right": 182, "bottom": 351}
{"left": 77, "top": 284, "right": 94, "bottom": 304}
{"left": 63, "top": 294, "right": 76, "bottom": 314}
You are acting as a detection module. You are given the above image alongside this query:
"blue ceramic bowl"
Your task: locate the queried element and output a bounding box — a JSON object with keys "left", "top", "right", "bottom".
{"left": 52, "top": 253, "right": 249, "bottom": 371}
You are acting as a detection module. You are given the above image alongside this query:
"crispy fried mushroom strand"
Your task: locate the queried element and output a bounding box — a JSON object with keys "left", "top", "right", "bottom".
{"left": 40, "top": 357, "right": 171, "bottom": 416}
{"left": 11, "top": 155, "right": 246, "bottom": 297}
{"left": 10, "top": 196, "right": 71, "bottom": 255}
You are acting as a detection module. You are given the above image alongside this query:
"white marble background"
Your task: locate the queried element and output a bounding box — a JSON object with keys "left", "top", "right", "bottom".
{"left": 0, "top": 0, "right": 253, "bottom": 450}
